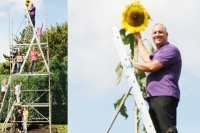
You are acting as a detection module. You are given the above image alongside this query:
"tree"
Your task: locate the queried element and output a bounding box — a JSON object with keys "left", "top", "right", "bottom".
{"left": 0, "top": 22, "right": 68, "bottom": 124}
{"left": 49, "top": 56, "right": 67, "bottom": 123}
{"left": 42, "top": 22, "right": 68, "bottom": 62}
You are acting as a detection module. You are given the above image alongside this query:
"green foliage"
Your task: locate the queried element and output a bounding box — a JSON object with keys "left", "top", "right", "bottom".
{"left": 114, "top": 94, "right": 128, "bottom": 119}
{"left": 42, "top": 22, "right": 68, "bottom": 62}
{"left": 115, "top": 62, "right": 123, "bottom": 85}
{"left": 0, "top": 62, "right": 10, "bottom": 74}
{"left": 0, "top": 22, "right": 68, "bottom": 124}
{"left": 14, "top": 26, "right": 33, "bottom": 44}
{"left": 49, "top": 56, "right": 67, "bottom": 123}
{"left": 120, "top": 29, "right": 135, "bottom": 49}
{"left": 135, "top": 69, "right": 147, "bottom": 98}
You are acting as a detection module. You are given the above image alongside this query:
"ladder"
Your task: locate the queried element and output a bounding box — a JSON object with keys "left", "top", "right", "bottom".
{"left": 109, "top": 26, "right": 156, "bottom": 133}
{"left": 2, "top": 103, "right": 15, "bottom": 132}
{"left": 19, "top": 4, "right": 50, "bottom": 74}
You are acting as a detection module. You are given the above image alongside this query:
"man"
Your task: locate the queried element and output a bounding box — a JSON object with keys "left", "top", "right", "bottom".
{"left": 22, "top": 107, "right": 29, "bottom": 133}
{"left": 28, "top": 3, "right": 36, "bottom": 27}
{"left": 13, "top": 108, "right": 23, "bottom": 133}
{"left": 131, "top": 23, "right": 182, "bottom": 133}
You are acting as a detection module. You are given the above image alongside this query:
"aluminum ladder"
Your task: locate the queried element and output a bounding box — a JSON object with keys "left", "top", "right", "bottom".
{"left": 106, "top": 26, "right": 156, "bottom": 133}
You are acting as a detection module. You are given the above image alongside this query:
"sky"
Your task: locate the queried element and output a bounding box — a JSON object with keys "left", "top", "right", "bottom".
{"left": 0, "top": 0, "right": 67, "bottom": 62}
{"left": 69, "top": 0, "right": 200, "bottom": 133}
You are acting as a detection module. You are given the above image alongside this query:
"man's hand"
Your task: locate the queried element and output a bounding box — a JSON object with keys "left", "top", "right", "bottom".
{"left": 134, "top": 32, "right": 142, "bottom": 42}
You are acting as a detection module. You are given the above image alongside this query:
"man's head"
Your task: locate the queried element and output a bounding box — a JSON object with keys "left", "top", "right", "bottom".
{"left": 151, "top": 23, "right": 168, "bottom": 48}
{"left": 18, "top": 108, "right": 21, "bottom": 112}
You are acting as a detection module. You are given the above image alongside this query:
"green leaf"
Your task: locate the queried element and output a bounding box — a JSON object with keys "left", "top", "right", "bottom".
{"left": 140, "top": 77, "right": 146, "bottom": 88}
{"left": 119, "top": 28, "right": 126, "bottom": 37}
{"left": 148, "top": 13, "right": 152, "bottom": 21}
{"left": 119, "top": 29, "right": 135, "bottom": 45}
{"left": 136, "top": 69, "right": 146, "bottom": 79}
{"left": 119, "top": 29, "right": 127, "bottom": 44}
{"left": 146, "top": 40, "right": 155, "bottom": 54}
{"left": 114, "top": 93, "right": 129, "bottom": 119}
{"left": 115, "top": 62, "right": 123, "bottom": 85}
{"left": 126, "top": 33, "right": 134, "bottom": 44}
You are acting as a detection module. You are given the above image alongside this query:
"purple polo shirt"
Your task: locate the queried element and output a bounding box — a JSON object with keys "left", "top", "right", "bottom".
{"left": 29, "top": 5, "right": 36, "bottom": 16}
{"left": 146, "top": 43, "right": 182, "bottom": 99}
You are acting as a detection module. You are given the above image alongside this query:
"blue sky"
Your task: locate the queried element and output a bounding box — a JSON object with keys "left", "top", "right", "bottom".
{"left": 0, "top": 0, "right": 67, "bottom": 62}
{"left": 69, "top": 0, "right": 200, "bottom": 133}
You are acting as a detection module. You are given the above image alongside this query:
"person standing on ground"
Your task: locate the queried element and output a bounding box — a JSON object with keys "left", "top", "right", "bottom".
{"left": 13, "top": 108, "right": 23, "bottom": 133}
{"left": 131, "top": 23, "right": 182, "bottom": 133}
{"left": 28, "top": 3, "right": 36, "bottom": 27}
{"left": 15, "top": 52, "right": 23, "bottom": 73}
{"left": 29, "top": 47, "right": 40, "bottom": 74}
{"left": 1, "top": 79, "right": 8, "bottom": 102}
{"left": 36, "top": 22, "right": 43, "bottom": 44}
{"left": 22, "top": 107, "right": 29, "bottom": 133}
{"left": 14, "top": 81, "right": 22, "bottom": 103}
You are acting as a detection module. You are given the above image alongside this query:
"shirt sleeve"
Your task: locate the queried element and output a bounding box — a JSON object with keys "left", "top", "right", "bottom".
{"left": 153, "top": 45, "right": 181, "bottom": 67}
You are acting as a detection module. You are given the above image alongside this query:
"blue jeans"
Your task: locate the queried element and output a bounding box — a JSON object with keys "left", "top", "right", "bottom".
{"left": 30, "top": 60, "right": 37, "bottom": 73}
{"left": 16, "top": 62, "right": 22, "bottom": 73}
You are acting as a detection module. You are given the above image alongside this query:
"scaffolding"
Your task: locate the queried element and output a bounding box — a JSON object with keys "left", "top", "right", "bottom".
{"left": 1, "top": 4, "right": 52, "bottom": 133}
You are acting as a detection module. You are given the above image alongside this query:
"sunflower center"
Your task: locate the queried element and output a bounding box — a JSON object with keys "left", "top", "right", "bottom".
{"left": 125, "top": 7, "right": 145, "bottom": 27}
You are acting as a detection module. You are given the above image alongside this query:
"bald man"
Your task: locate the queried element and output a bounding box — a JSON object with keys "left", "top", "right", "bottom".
{"left": 132, "top": 23, "right": 182, "bottom": 133}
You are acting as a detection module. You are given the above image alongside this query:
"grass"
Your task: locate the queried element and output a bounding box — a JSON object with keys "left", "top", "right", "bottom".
{"left": 0, "top": 123, "right": 68, "bottom": 133}
{"left": 52, "top": 124, "right": 68, "bottom": 133}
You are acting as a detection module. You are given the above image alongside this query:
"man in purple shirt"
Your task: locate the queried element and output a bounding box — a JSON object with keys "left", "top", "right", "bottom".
{"left": 132, "top": 23, "right": 182, "bottom": 133}
{"left": 28, "top": 3, "right": 36, "bottom": 27}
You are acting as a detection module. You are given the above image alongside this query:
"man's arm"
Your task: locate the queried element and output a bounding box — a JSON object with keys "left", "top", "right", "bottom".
{"left": 134, "top": 33, "right": 151, "bottom": 62}
{"left": 132, "top": 60, "right": 163, "bottom": 72}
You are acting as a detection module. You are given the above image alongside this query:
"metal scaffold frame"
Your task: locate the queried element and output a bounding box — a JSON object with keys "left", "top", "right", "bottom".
{"left": 1, "top": 4, "right": 52, "bottom": 133}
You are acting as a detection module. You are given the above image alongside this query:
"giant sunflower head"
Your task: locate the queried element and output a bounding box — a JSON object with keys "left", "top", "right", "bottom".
{"left": 121, "top": 1, "right": 150, "bottom": 33}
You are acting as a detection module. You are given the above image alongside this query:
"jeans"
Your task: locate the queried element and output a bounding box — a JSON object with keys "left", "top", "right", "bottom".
{"left": 16, "top": 62, "right": 22, "bottom": 73}
{"left": 30, "top": 60, "right": 37, "bottom": 73}
{"left": 147, "top": 96, "right": 179, "bottom": 133}
{"left": 23, "top": 120, "right": 27, "bottom": 131}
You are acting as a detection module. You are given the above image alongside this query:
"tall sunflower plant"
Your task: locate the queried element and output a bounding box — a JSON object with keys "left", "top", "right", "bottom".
{"left": 114, "top": 0, "right": 154, "bottom": 127}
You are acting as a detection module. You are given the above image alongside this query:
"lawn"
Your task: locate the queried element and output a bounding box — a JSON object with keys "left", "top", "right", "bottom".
{"left": 0, "top": 123, "right": 68, "bottom": 133}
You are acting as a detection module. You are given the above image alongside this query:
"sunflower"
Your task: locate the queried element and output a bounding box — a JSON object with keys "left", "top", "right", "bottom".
{"left": 121, "top": 1, "right": 150, "bottom": 33}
